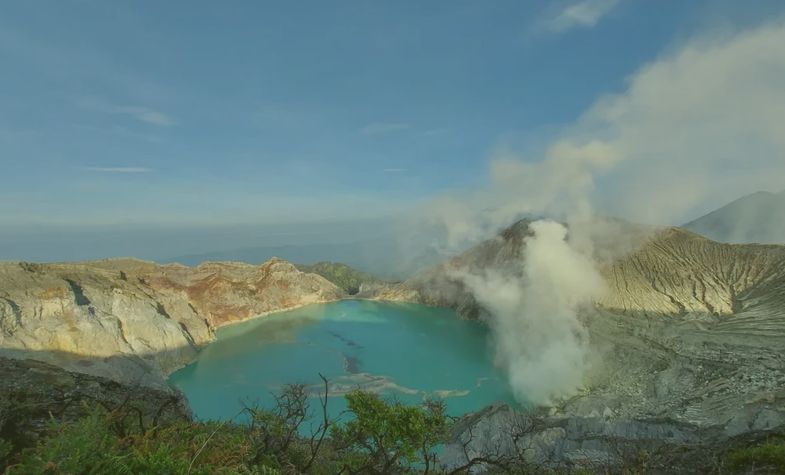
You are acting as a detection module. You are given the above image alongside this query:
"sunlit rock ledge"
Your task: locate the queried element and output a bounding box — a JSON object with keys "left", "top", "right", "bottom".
{"left": 0, "top": 257, "right": 345, "bottom": 388}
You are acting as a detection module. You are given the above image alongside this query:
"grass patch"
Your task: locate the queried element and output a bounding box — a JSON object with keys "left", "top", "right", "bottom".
{"left": 727, "top": 436, "right": 785, "bottom": 473}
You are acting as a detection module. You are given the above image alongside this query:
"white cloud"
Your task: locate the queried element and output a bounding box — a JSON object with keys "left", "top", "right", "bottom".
{"left": 84, "top": 167, "right": 152, "bottom": 173}
{"left": 563, "top": 19, "right": 785, "bottom": 224}
{"left": 360, "top": 122, "right": 411, "bottom": 135}
{"left": 429, "top": 18, "right": 785, "bottom": 237}
{"left": 113, "top": 106, "right": 176, "bottom": 127}
{"left": 543, "top": 0, "right": 620, "bottom": 33}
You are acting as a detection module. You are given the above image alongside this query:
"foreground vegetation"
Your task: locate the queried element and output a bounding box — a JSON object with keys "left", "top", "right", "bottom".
{"left": 0, "top": 379, "right": 472, "bottom": 475}
{"left": 725, "top": 436, "right": 785, "bottom": 474}
{"left": 2, "top": 377, "right": 783, "bottom": 474}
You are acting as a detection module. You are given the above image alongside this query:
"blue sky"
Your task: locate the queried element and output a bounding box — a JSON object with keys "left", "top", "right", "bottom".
{"left": 2, "top": 1, "right": 785, "bottom": 260}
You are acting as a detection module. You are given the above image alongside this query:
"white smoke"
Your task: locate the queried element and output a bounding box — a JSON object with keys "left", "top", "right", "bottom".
{"left": 456, "top": 220, "right": 605, "bottom": 405}
{"left": 424, "top": 19, "right": 785, "bottom": 405}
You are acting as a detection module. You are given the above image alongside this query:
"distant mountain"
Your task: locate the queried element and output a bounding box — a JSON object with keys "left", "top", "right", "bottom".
{"left": 683, "top": 190, "right": 785, "bottom": 244}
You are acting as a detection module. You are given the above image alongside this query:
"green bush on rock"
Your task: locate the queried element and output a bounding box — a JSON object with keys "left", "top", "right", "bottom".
{"left": 726, "top": 436, "right": 785, "bottom": 473}
{"left": 331, "top": 391, "right": 448, "bottom": 474}
{"left": 8, "top": 411, "right": 256, "bottom": 474}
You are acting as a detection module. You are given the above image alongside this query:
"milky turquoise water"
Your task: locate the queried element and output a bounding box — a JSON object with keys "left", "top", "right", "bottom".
{"left": 168, "top": 300, "right": 517, "bottom": 421}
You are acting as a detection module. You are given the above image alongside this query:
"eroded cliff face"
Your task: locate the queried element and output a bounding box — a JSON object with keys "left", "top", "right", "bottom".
{"left": 597, "top": 227, "right": 785, "bottom": 317}
{"left": 0, "top": 258, "right": 344, "bottom": 388}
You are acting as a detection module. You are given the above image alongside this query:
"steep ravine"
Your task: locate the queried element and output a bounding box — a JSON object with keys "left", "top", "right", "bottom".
{"left": 0, "top": 258, "right": 345, "bottom": 388}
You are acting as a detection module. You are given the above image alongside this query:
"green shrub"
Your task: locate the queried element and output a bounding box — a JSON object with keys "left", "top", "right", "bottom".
{"left": 726, "top": 437, "right": 785, "bottom": 473}
{"left": 123, "top": 421, "right": 251, "bottom": 474}
{"left": 331, "top": 391, "right": 448, "bottom": 474}
{"left": 0, "top": 438, "right": 13, "bottom": 469}
{"left": 4, "top": 385, "right": 451, "bottom": 474}
{"left": 10, "top": 411, "right": 129, "bottom": 474}
{"left": 8, "top": 411, "right": 254, "bottom": 474}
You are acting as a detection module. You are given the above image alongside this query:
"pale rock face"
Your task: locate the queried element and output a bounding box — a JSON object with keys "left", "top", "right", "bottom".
{"left": 0, "top": 258, "right": 345, "bottom": 388}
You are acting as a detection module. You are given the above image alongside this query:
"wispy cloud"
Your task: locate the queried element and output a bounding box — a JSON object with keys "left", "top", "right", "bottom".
{"left": 112, "top": 106, "right": 176, "bottom": 127}
{"left": 75, "top": 97, "right": 178, "bottom": 128}
{"left": 542, "top": 0, "right": 620, "bottom": 33}
{"left": 383, "top": 168, "right": 407, "bottom": 173}
{"left": 421, "top": 128, "right": 447, "bottom": 137}
{"left": 360, "top": 122, "right": 411, "bottom": 135}
{"left": 84, "top": 167, "right": 152, "bottom": 173}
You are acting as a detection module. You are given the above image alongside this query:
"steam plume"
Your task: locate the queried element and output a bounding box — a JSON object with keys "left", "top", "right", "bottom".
{"left": 456, "top": 220, "right": 605, "bottom": 405}
{"left": 423, "top": 19, "right": 785, "bottom": 405}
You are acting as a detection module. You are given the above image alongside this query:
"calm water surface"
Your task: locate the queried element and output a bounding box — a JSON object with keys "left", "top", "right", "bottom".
{"left": 169, "top": 300, "right": 517, "bottom": 420}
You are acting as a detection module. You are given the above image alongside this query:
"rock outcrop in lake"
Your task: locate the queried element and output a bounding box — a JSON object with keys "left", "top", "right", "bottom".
{"left": 370, "top": 220, "right": 785, "bottom": 471}
{"left": 0, "top": 258, "right": 344, "bottom": 388}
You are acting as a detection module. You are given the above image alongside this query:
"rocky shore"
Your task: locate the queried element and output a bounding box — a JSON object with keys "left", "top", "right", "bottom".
{"left": 0, "top": 257, "right": 344, "bottom": 388}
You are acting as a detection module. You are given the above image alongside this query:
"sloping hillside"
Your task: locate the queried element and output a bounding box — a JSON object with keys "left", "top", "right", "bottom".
{"left": 598, "top": 226, "right": 785, "bottom": 316}
{"left": 0, "top": 258, "right": 344, "bottom": 387}
{"left": 374, "top": 220, "right": 785, "bottom": 320}
{"left": 296, "top": 261, "right": 387, "bottom": 294}
{"left": 683, "top": 190, "right": 785, "bottom": 244}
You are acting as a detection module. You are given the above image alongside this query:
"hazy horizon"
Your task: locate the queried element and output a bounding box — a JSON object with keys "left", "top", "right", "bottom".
{"left": 4, "top": 1, "right": 785, "bottom": 263}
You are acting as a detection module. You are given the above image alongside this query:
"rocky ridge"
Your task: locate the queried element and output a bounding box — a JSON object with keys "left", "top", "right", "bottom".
{"left": 369, "top": 220, "right": 785, "bottom": 319}
{"left": 0, "top": 257, "right": 344, "bottom": 388}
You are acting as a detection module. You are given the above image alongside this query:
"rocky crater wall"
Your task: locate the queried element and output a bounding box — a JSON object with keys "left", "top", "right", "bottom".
{"left": 0, "top": 258, "right": 345, "bottom": 388}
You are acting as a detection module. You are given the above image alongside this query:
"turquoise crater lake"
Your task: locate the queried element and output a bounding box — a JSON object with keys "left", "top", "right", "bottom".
{"left": 169, "top": 300, "right": 518, "bottom": 421}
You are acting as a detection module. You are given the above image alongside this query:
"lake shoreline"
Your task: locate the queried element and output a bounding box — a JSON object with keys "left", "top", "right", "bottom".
{"left": 168, "top": 300, "right": 516, "bottom": 421}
